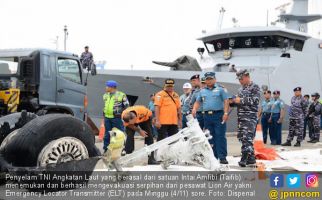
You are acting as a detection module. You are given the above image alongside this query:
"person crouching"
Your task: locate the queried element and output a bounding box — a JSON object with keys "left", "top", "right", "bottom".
{"left": 122, "top": 105, "right": 158, "bottom": 164}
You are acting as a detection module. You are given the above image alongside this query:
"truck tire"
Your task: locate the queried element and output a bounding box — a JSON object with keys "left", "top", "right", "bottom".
{"left": 0, "top": 129, "right": 20, "bottom": 151}
{"left": 0, "top": 111, "right": 37, "bottom": 145}
{"left": 0, "top": 114, "right": 101, "bottom": 167}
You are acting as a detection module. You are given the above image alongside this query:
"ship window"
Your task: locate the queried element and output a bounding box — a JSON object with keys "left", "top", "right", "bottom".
{"left": 205, "top": 43, "right": 215, "bottom": 53}
{"left": 204, "top": 35, "right": 305, "bottom": 52}
{"left": 294, "top": 40, "right": 304, "bottom": 51}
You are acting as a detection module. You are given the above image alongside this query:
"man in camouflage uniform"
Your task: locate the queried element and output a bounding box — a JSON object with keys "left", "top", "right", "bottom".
{"left": 307, "top": 93, "right": 321, "bottom": 143}
{"left": 231, "top": 69, "right": 260, "bottom": 167}
{"left": 80, "top": 46, "right": 94, "bottom": 69}
{"left": 282, "top": 87, "right": 308, "bottom": 147}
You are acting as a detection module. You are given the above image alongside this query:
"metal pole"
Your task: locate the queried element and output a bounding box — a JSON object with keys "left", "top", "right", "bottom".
{"left": 64, "top": 25, "right": 68, "bottom": 51}
{"left": 266, "top": 10, "right": 269, "bottom": 27}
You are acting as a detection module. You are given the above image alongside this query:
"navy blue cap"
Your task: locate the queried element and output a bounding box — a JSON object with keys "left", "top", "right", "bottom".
{"left": 236, "top": 69, "right": 250, "bottom": 79}
{"left": 190, "top": 74, "right": 200, "bottom": 80}
{"left": 204, "top": 72, "right": 216, "bottom": 79}
{"left": 293, "top": 87, "right": 301, "bottom": 92}
{"left": 311, "top": 92, "right": 320, "bottom": 98}
{"left": 106, "top": 80, "right": 117, "bottom": 87}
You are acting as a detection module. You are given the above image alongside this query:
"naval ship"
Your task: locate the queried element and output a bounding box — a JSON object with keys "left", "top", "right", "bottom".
{"left": 87, "top": 0, "right": 322, "bottom": 131}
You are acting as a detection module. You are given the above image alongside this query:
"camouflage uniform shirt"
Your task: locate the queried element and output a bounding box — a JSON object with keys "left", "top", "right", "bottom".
{"left": 80, "top": 51, "right": 93, "bottom": 67}
{"left": 237, "top": 82, "right": 261, "bottom": 120}
{"left": 289, "top": 96, "right": 308, "bottom": 119}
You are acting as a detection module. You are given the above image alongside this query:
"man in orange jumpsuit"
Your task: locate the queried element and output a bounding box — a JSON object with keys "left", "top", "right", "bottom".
{"left": 122, "top": 105, "right": 158, "bottom": 164}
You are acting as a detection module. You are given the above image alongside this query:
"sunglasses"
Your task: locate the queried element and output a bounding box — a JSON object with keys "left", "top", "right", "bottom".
{"left": 237, "top": 75, "right": 246, "bottom": 80}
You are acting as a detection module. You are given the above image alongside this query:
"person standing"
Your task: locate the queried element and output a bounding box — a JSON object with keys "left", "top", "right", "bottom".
{"left": 154, "top": 79, "right": 182, "bottom": 141}
{"left": 148, "top": 93, "right": 157, "bottom": 137}
{"left": 180, "top": 83, "right": 192, "bottom": 128}
{"left": 148, "top": 94, "right": 155, "bottom": 113}
{"left": 282, "top": 87, "right": 308, "bottom": 147}
{"left": 121, "top": 105, "right": 158, "bottom": 164}
{"left": 320, "top": 98, "right": 322, "bottom": 129}
{"left": 192, "top": 72, "right": 230, "bottom": 164}
{"left": 189, "top": 74, "right": 205, "bottom": 129}
{"left": 307, "top": 93, "right": 321, "bottom": 143}
{"left": 258, "top": 90, "right": 272, "bottom": 144}
{"left": 303, "top": 94, "right": 310, "bottom": 139}
{"left": 103, "top": 80, "right": 129, "bottom": 152}
{"left": 229, "top": 64, "right": 237, "bottom": 72}
{"left": 80, "top": 46, "right": 94, "bottom": 69}
{"left": 270, "top": 90, "right": 285, "bottom": 145}
{"left": 230, "top": 69, "right": 260, "bottom": 167}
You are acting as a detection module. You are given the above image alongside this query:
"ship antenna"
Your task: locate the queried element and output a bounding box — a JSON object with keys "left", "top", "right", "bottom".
{"left": 217, "top": 7, "right": 225, "bottom": 30}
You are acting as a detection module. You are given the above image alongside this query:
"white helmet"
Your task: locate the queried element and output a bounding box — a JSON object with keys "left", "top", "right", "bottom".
{"left": 183, "top": 82, "right": 192, "bottom": 89}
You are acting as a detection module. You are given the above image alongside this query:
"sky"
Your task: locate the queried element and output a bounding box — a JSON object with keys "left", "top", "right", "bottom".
{"left": 1, "top": 0, "right": 322, "bottom": 69}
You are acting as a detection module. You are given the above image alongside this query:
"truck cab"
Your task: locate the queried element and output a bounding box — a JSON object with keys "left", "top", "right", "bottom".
{"left": 0, "top": 48, "right": 87, "bottom": 120}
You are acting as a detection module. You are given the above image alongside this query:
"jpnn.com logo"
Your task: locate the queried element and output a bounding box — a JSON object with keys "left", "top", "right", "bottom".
{"left": 306, "top": 173, "right": 319, "bottom": 188}
{"left": 270, "top": 174, "right": 284, "bottom": 188}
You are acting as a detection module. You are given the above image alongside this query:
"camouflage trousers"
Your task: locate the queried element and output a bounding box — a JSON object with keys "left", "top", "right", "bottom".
{"left": 287, "top": 118, "right": 304, "bottom": 142}
{"left": 308, "top": 116, "right": 321, "bottom": 140}
{"left": 237, "top": 118, "right": 257, "bottom": 155}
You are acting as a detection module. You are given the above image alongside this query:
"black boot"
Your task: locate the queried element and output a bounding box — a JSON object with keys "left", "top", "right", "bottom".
{"left": 220, "top": 158, "right": 228, "bottom": 164}
{"left": 307, "top": 139, "right": 315, "bottom": 143}
{"left": 238, "top": 153, "right": 248, "bottom": 167}
{"left": 281, "top": 141, "right": 291, "bottom": 146}
{"left": 294, "top": 141, "right": 301, "bottom": 147}
{"left": 308, "top": 139, "right": 318, "bottom": 143}
{"left": 246, "top": 154, "right": 256, "bottom": 165}
{"left": 148, "top": 152, "right": 159, "bottom": 165}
